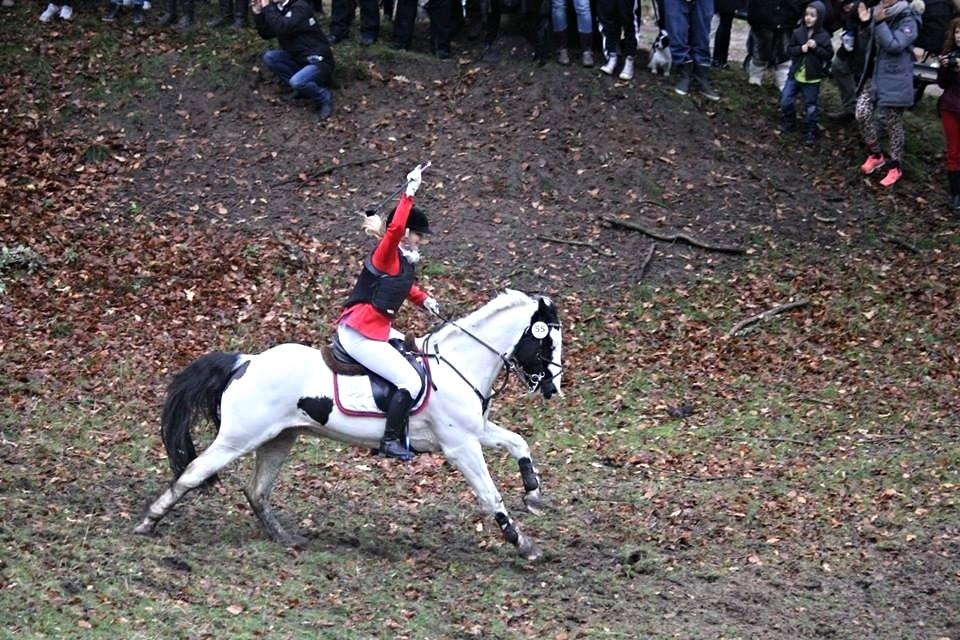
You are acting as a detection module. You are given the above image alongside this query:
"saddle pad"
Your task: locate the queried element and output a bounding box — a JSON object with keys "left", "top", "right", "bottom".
{"left": 332, "top": 360, "right": 431, "bottom": 418}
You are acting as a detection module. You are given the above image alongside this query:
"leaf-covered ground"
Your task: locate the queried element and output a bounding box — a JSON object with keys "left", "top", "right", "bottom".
{"left": 1, "top": 4, "right": 959, "bottom": 639}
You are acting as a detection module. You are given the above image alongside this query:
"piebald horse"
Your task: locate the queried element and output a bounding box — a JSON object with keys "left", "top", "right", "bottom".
{"left": 134, "top": 290, "right": 562, "bottom": 559}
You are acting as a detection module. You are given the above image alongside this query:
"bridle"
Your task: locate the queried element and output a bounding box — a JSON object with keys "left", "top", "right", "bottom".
{"left": 422, "top": 312, "right": 563, "bottom": 412}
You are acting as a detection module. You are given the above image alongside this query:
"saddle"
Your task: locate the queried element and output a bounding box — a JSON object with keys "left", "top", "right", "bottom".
{"left": 321, "top": 334, "right": 429, "bottom": 414}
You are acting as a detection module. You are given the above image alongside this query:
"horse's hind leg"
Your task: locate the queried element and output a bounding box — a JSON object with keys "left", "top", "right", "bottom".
{"left": 442, "top": 437, "right": 542, "bottom": 561}
{"left": 134, "top": 440, "right": 243, "bottom": 536}
{"left": 478, "top": 421, "right": 545, "bottom": 516}
{"left": 243, "top": 429, "right": 305, "bottom": 547}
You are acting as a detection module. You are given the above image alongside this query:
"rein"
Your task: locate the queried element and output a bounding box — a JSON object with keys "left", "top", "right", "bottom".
{"left": 420, "top": 311, "right": 563, "bottom": 412}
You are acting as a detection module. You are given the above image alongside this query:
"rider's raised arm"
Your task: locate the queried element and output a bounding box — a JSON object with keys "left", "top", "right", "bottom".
{"left": 370, "top": 193, "right": 413, "bottom": 273}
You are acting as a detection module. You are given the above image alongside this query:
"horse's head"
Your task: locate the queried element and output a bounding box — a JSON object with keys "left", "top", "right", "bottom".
{"left": 511, "top": 296, "right": 563, "bottom": 399}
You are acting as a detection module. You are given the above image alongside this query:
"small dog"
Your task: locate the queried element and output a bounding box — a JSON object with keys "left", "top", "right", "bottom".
{"left": 647, "top": 30, "right": 672, "bottom": 76}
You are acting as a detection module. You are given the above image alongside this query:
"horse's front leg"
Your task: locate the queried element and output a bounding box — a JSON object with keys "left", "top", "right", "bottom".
{"left": 442, "top": 437, "right": 542, "bottom": 561}
{"left": 478, "top": 421, "right": 545, "bottom": 516}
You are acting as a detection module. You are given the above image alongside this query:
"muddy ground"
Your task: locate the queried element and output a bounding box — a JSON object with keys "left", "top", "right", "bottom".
{"left": 2, "top": 4, "right": 958, "bottom": 639}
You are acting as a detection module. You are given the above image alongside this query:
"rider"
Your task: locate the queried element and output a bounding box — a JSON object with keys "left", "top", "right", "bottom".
{"left": 336, "top": 164, "right": 440, "bottom": 461}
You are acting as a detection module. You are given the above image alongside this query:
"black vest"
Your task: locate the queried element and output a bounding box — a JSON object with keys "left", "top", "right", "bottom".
{"left": 344, "top": 252, "right": 416, "bottom": 318}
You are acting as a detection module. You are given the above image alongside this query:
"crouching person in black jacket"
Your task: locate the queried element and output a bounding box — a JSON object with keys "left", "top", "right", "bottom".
{"left": 254, "top": 0, "right": 336, "bottom": 120}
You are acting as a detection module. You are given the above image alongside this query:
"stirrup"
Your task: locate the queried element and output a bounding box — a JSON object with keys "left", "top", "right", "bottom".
{"left": 379, "top": 439, "right": 413, "bottom": 461}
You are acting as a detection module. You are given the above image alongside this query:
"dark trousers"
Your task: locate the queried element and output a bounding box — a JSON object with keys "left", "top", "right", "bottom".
{"left": 329, "top": 0, "right": 380, "bottom": 39}
{"left": 393, "top": 0, "right": 452, "bottom": 52}
{"left": 712, "top": 11, "right": 734, "bottom": 64}
{"left": 780, "top": 77, "right": 821, "bottom": 127}
{"left": 596, "top": 0, "right": 640, "bottom": 57}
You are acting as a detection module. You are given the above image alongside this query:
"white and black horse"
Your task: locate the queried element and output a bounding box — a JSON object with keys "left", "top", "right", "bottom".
{"left": 134, "top": 290, "right": 562, "bottom": 560}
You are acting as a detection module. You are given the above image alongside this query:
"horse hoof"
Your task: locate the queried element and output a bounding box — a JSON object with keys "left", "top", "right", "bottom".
{"left": 278, "top": 533, "right": 309, "bottom": 549}
{"left": 133, "top": 519, "right": 156, "bottom": 537}
{"left": 523, "top": 492, "right": 546, "bottom": 516}
{"left": 517, "top": 535, "right": 543, "bottom": 561}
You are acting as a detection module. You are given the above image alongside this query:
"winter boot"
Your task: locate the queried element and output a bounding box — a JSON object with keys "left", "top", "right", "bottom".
{"left": 132, "top": 3, "right": 144, "bottom": 24}
{"left": 380, "top": 389, "right": 414, "bottom": 461}
{"left": 555, "top": 31, "right": 570, "bottom": 65}
{"left": 103, "top": 1, "right": 122, "bottom": 21}
{"left": 948, "top": 171, "right": 960, "bottom": 208}
{"left": 674, "top": 62, "right": 692, "bottom": 96}
{"left": 316, "top": 88, "right": 334, "bottom": 120}
{"left": 206, "top": 0, "right": 231, "bottom": 27}
{"left": 174, "top": 0, "right": 193, "bottom": 29}
{"left": 804, "top": 123, "right": 818, "bottom": 146}
{"left": 580, "top": 33, "right": 594, "bottom": 67}
{"left": 693, "top": 64, "right": 719, "bottom": 101}
{"left": 618, "top": 56, "right": 635, "bottom": 80}
{"left": 600, "top": 52, "right": 618, "bottom": 75}
{"left": 157, "top": 0, "right": 176, "bottom": 25}
{"left": 779, "top": 113, "right": 796, "bottom": 134}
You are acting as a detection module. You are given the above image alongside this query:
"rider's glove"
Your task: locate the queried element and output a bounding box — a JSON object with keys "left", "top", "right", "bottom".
{"left": 405, "top": 164, "right": 423, "bottom": 197}
{"left": 423, "top": 297, "right": 440, "bottom": 316}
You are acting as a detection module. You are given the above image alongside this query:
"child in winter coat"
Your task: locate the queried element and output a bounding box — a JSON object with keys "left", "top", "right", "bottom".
{"left": 855, "top": 0, "right": 921, "bottom": 188}
{"left": 780, "top": 1, "right": 834, "bottom": 144}
{"left": 937, "top": 16, "right": 960, "bottom": 209}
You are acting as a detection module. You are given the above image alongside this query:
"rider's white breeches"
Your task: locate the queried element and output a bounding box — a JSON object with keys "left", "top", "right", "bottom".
{"left": 337, "top": 324, "right": 423, "bottom": 397}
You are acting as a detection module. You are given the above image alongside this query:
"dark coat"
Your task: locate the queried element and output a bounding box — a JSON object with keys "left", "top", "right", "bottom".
{"left": 864, "top": 2, "right": 920, "bottom": 107}
{"left": 786, "top": 1, "right": 835, "bottom": 78}
{"left": 255, "top": 0, "right": 334, "bottom": 67}
{"left": 937, "top": 49, "right": 960, "bottom": 112}
{"left": 747, "top": 0, "right": 805, "bottom": 29}
{"left": 716, "top": 0, "right": 748, "bottom": 14}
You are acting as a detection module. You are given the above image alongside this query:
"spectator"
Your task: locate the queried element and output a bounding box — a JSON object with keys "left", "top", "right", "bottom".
{"left": 666, "top": 0, "right": 718, "bottom": 99}
{"left": 481, "top": 0, "right": 550, "bottom": 65}
{"left": 2, "top": 0, "right": 14, "bottom": 8}
{"left": 208, "top": 0, "right": 249, "bottom": 28}
{"left": 39, "top": 2, "right": 73, "bottom": 20}
{"left": 104, "top": 0, "right": 146, "bottom": 24}
{"left": 552, "top": 0, "right": 595, "bottom": 67}
{"left": 156, "top": 0, "right": 193, "bottom": 28}
{"left": 712, "top": 0, "right": 747, "bottom": 68}
{"left": 392, "top": 0, "right": 453, "bottom": 58}
{"left": 746, "top": 0, "right": 804, "bottom": 89}
{"left": 328, "top": 0, "right": 380, "bottom": 44}
{"left": 936, "top": 16, "right": 960, "bottom": 208}
{"left": 855, "top": 0, "right": 920, "bottom": 187}
{"left": 780, "top": 0, "right": 833, "bottom": 143}
{"left": 254, "top": 0, "right": 336, "bottom": 120}
{"left": 827, "top": 0, "right": 866, "bottom": 121}
{"left": 914, "top": 0, "right": 956, "bottom": 56}
{"left": 596, "top": 0, "right": 641, "bottom": 79}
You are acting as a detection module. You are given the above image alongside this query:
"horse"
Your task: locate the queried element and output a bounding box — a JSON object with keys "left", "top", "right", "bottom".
{"left": 134, "top": 289, "right": 563, "bottom": 560}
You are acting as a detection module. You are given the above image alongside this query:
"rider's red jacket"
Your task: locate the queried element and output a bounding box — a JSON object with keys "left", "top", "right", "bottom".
{"left": 337, "top": 193, "right": 428, "bottom": 340}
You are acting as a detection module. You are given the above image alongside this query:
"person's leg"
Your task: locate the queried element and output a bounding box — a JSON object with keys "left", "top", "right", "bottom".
{"left": 779, "top": 76, "right": 799, "bottom": 132}
{"left": 802, "top": 82, "right": 821, "bottom": 143}
{"left": 572, "top": 0, "right": 592, "bottom": 34}
{"left": 263, "top": 49, "right": 300, "bottom": 85}
{"left": 329, "top": 0, "right": 355, "bottom": 40}
{"left": 595, "top": 0, "right": 618, "bottom": 60}
{"left": 712, "top": 11, "right": 733, "bottom": 66}
{"left": 664, "top": 0, "right": 690, "bottom": 65}
{"left": 428, "top": 0, "right": 452, "bottom": 57}
{"left": 747, "top": 27, "right": 772, "bottom": 85}
{"left": 690, "top": 0, "right": 712, "bottom": 66}
{"left": 856, "top": 82, "right": 886, "bottom": 172}
{"left": 830, "top": 55, "right": 856, "bottom": 116}
{"left": 618, "top": 0, "right": 639, "bottom": 59}
{"left": 884, "top": 106, "right": 905, "bottom": 164}
{"left": 484, "top": 0, "right": 502, "bottom": 47}
{"left": 551, "top": 0, "right": 570, "bottom": 64}
{"left": 392, "top": 0, "right": 417, "bottom": 47}
{"left": 943, "top": 111, "right": 960, "bottom": 206}
{"left": 358, "top": 0, "right": 379, "bottom": 42}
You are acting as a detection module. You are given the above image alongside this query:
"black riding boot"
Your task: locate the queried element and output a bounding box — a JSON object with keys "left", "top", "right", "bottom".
{"left": 380, "top": 389, "right": 414, "bottom": 461}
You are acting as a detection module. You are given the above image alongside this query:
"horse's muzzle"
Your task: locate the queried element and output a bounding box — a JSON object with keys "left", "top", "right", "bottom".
{"left": 540, "top": 380, "right": 557, "bottom": 399}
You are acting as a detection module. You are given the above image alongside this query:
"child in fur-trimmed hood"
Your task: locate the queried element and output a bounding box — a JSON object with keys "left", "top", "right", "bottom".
{"left": 855, "top": 0, "right": 924, "bottom": 187}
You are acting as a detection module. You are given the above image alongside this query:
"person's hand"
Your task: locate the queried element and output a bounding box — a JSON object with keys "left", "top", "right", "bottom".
{"left": 423, "top": 297, "right": 440, "bottom": 316}
{"left": 801, "top": 43, "right": 809, "bottom": 52}
{"left": 857, "top": 1, "right": 870, "bottom": 21}
{"left": 807, "top": 39, "right": 816, "bottom": 49}
{"left": 873, "top": 3, "right": 887, "bottom": 21}
{"left": 405, "top": 164, "right": 423, "bottom": 197}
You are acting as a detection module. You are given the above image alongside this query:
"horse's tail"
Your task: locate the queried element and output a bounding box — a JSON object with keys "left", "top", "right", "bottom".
{"left": 161, "top": 351, "right": 241, "bottom": 481}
